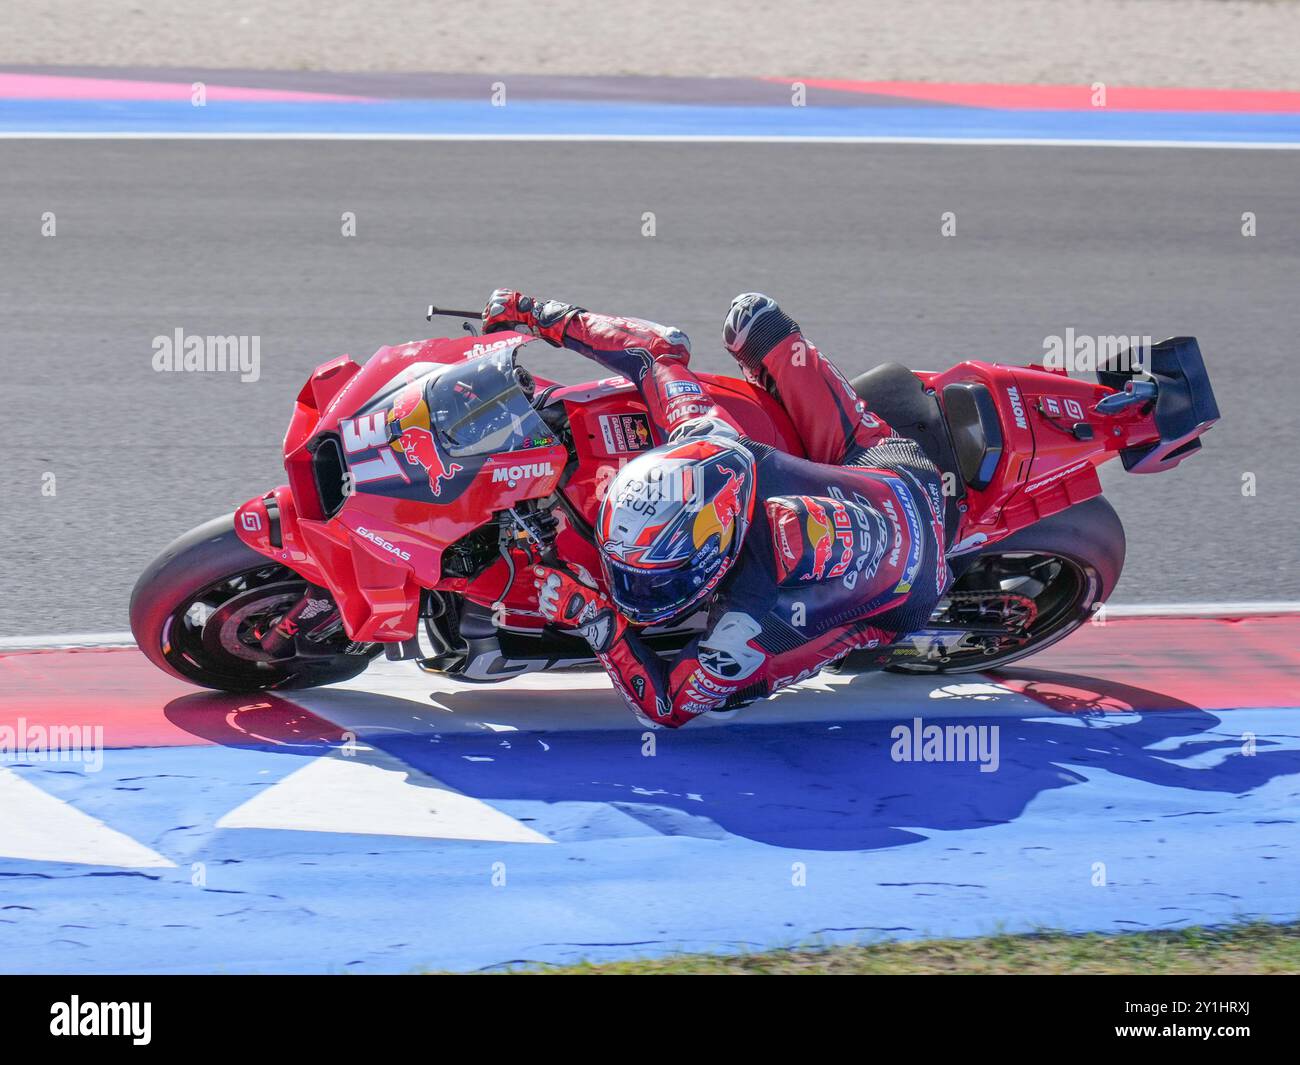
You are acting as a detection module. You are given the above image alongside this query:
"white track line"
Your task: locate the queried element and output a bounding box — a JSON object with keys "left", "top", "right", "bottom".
{"left": 1, "top": 132, "right": 1299, "bottom": 150}
{"left": 1102, "top": 601, "right": 1300, "bottom": 618}
{"left": 0, "top": 632, "right": 135, "bottom": 650}
{"left": 1, "top": 602, "right": 1298, "bottom": 652}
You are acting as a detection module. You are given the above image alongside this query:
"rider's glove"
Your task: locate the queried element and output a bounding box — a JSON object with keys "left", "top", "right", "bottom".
{"left": 482, "top": 289, "right": 581, "bottom": 345}
{"left": 533, "top": 564, "right": 622, "bottom": 653}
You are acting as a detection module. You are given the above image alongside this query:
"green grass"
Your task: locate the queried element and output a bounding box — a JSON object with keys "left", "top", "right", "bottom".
{"left": 482, "top": 921, "right": 1300, "bottom": 974}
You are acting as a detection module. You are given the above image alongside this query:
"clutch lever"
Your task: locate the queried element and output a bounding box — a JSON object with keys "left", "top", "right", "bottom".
{"left": 426, "top": 304, "right": 482, "bottom": 337}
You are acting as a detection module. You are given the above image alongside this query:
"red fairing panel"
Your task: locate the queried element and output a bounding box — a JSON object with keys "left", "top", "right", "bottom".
{"left": 927, "top": 361, "right": 1164, "bottom": 552}
{"left": 238, "top": 333, "right": 572, "bottom": 642}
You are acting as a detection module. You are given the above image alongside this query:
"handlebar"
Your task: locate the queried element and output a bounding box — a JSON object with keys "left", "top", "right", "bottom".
{"left": 426, "top": 304, "right": 481, "bottom": 321}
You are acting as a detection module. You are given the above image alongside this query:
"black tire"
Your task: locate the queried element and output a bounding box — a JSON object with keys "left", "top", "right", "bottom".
{"left": 885, "top": 496, "right": 1126, "bottom": 674}
{"left": 129, "top": 514, "right": 378, "bottom": 692}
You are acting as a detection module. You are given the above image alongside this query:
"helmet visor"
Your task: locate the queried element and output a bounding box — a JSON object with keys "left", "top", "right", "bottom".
{"left": 603, "top": 553, "right": 715, "bottom": 626}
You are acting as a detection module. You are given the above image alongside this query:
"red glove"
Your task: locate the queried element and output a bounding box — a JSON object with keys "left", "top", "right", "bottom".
{"left": 482, "top": 289, "right": 580, "bottom": 345}
{"left": 532, "top": 564, "right": 623, "bottom": 652}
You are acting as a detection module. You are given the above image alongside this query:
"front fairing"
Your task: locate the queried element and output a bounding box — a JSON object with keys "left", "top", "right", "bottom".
{"left": 239, "top": 333, "right": 566, "bottom": 642}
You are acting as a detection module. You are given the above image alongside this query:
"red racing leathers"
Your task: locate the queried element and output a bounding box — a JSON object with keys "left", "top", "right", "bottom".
{"left": 485, "top": 290, "right": 950, "bottom": 729}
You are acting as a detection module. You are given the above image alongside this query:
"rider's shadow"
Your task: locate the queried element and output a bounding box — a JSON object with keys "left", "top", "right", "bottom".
{"left": 307, "top": 668, "right": 1300, "bottom": 851}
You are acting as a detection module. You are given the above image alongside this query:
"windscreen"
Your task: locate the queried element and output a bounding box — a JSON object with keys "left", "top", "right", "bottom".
{"left": 427, "top": 345, "right": 555, "bottom": 457}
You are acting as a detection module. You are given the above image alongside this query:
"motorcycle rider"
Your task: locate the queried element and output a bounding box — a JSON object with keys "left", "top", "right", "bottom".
{"left": 481, "top": 289, "right": 950, "bottom": 728}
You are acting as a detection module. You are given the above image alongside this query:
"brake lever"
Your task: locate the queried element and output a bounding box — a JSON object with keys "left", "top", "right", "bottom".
{"left": 426, "top": 304, "right": 483, "bottom": 336}
{"left": 426, "top": 304, "right": 481, "bottom": 320}
{"left": 505, "top": 507, "right": 562, "bottom": 571}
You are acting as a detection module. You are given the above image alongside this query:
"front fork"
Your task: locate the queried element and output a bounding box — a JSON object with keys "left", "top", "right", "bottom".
{"left": 256, "top": 583, "right": 344, "bottom": 658}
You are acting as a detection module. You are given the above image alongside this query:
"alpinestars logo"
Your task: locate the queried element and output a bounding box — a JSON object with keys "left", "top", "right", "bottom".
{"left": 698, "top": 613, "right": 764, "bottom": 681}
{"left": 722, "top": 293, "right": 775, "bottom": 354}
{"left": 492, "top": 461, "right": 555, "bottom": 488}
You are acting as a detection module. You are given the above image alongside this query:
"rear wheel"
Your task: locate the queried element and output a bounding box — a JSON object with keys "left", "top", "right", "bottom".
{"left": 884, "top": 496, "right": 1125, "bottom": 674}
{"left": 129, "top": 514, "right": 379, "bottom": 692}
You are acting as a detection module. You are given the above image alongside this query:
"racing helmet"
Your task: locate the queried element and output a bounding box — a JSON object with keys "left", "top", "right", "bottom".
{"left": 596, "top": 436, "right": 757, "bottom": 625}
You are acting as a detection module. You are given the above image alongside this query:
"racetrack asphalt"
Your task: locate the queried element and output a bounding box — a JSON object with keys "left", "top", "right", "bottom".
{"left": 0, "top": 139, "right": 1296, "bottom": 635}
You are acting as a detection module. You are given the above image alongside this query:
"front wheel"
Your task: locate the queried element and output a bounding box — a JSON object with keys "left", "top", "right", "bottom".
{"left": 884, "top": 496, "right": 1126, "bottom": 674}
{"left": 129, "top": 514, "right": 380, "bottom": 692}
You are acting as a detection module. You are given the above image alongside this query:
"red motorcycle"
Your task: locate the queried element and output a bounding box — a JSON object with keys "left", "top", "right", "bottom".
{"left": 130, "top": 310, "right": 1219, "bottom": 691}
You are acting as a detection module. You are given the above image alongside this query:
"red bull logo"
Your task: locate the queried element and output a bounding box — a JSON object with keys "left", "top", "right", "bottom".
{"left": 385, "top": 380, "right": 463, "bottom": 497}
{"left": 395, "top": 427, "right": 463, "bottom": 497}
{"left": 692, "top": 464, "right": 746, "bottom": 553}
{"left": 389, "top": 380, "right": 425, "bottom": 422}
{"left": 712, "top": 466, "right": 744, "bottom": 525}
{"left": 802, "top": 498, "right": 854, "bottom": 582}
{"left": 805, "top": 500, "right": 834, "bottom": 581}
{"left": 826, "top": 501, "right": 855, "bottom": 580}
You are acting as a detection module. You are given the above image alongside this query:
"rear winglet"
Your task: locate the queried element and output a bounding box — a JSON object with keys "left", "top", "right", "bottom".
{"left": 1098, "top": 336, "right": 1220, "bottom": 474}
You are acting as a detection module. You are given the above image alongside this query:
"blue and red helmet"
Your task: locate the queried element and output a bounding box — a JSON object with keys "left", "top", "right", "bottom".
{"left": 596, "top": 436, "right": 757, "bottom": 625}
